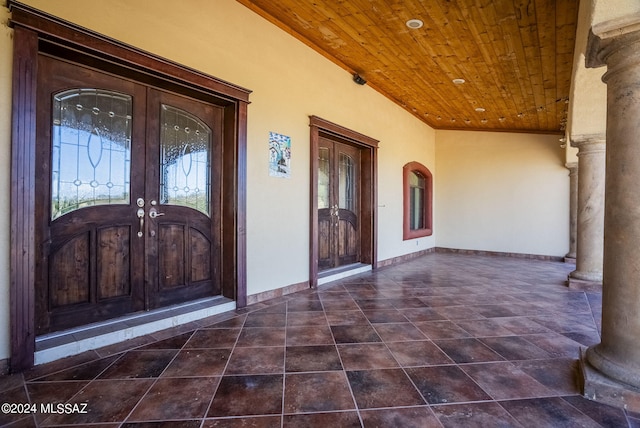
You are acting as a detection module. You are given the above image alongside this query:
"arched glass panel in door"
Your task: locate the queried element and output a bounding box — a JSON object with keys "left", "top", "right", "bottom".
{"left": 160, "top": 104, "right": 212, "bottom": 215}
{"left": 51, "top": 89, "right": 132, "bottom": 220}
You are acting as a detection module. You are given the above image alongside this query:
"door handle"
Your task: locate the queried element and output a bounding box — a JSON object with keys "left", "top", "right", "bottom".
{"left": 136, "top": 208, "right": 145, "bottom": 237}
{"left": 149, "top": 208, "right": 165, "bottom": 219}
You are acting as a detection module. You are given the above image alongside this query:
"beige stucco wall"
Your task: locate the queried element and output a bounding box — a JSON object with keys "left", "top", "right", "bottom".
{"left": 435, "top": 131, "right": 570, "bottom": 257}
{"left": 566, "top": 0, "right": 607, "bottom": 161}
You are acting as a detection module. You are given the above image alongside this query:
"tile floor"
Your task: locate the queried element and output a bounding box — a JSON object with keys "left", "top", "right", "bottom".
{"left": 1, "top": 252, "right": 638, "bottom": 427}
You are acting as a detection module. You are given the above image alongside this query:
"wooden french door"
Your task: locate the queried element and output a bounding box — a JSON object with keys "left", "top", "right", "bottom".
{"left": 35, "top": 56, "right": 222, "bottom": 334}
{"left": 318, "top": 138, "right": 361, "bottom": 270}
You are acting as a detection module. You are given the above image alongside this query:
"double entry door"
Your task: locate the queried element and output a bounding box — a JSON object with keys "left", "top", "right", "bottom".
{"left": 35, "top": 56, "right": 222, "bottom": 334}
{"left": 318, "top": 138, "right": 361, "bottom": 270}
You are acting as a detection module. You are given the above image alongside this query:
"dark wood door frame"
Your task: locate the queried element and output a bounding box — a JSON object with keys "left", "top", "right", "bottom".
{"left": 309, "top": 116, "right": 378, "bottom": 288}
{"left": 9, "top": 2, "right": 250, "bottom": 371}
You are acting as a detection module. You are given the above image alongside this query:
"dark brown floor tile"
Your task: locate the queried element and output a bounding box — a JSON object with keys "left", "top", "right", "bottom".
{"left": 473, "top": 305, "right": 519, "bottom": 318}
{"left": 331, "top": 325, "right": 381, "bottom": 344}
{"left": 338, "top": 343, "right": 399, "bottom": 370}
{"left": 282, "top": 411, "right": 361, "bottom": 428}
{"left": 317, "top": 290, "right": 352, "bottom": 300}
{"left": 454, "top": 319, "right": 516, "bottom": 337}
{"left": 355, "top": 299, "right": 397, "bottom": 310}
{"left": 40, "top": 379, "right": 153, "bottom": 425}
{"left": 362, "top": 309, "right": 408, "bottom": 323}
{"left": 562, "top": 395, "right": 630, "bottom": 427}
{"left": 286, "top": 325, "right": 334, "bottom": 346}
{"left": 23, "top": 351, "right": 100, "bottom": 381}
{"left": 287, "top": 311, "right": 328, "bottom": 327}
{"left": 287, "top": 298, "right": 324, "bottom": 312}
{"left": 284, "top": 371, "right": 355, "bottom": 413}
{"left": 204, "top": 315, "right": 247, "bottom": 329}
{"left": 519, "top": 333, "right": 583, "bottom": 358}
{"left": 401, "top": 307, "right": 447, "bottom": 322}
{"left": 139, "top": 332, "right": 194, "bottom": 350}
{"left": 162, "top": 348, "right": 231, "bottom": 377}
{"left": 225, "top": 346, "right": 284, "bottom": 375}
{"left": 244, "top": 312, "right": 287, "bottom": 328}
{"left": 98, "top": 350, "right": 177, "bottom": 379}
{"left": 434, "top": 306, "right": 486, "bottom": 320}
{"left": 562, "top": 331, "right": 601, "bottom": 347}
{"left": 208, "top": 375, "right": 283, "bottom": 417}
{"left": 0, "top": 386, "right": 30, "bottom": 426}
{"left": 374, "top": 323, "right": 427, "bottom": 342}
{"left": 236, "top": 327, "right": 286, "bottom": 347}
{"left": 360, "top": 406, "right": 440, "bottom": 428}
{"left": 515, "top": 358, "right": 580, "bottom": 395}
{"left": 500, "top": 397, "right": 603, "bottom": 427}
{"left": 492, "top": 316, "right": 554, "bottom": 334}
{"left": 122, "top": 421, "right": 201, "bottom": 428}
{"left": 95, "top": 335, "right": 158, "bottom": 357}
{"left": 460, "top": 362, "right": 555, "bottom": 400}
{"left": 185, "top": 328, "right": 241, "bottom": 349}
{"left": 347, "top": 368, "right": 425, "bottom": 409}
{"left": 321, "top": 299, "right": 360, "bottom": 311}
{"left": 128, "top": 377, "right": 219, "bottom": 421}
{"left": 479, "top": 336, "right": 552, "bottom": 360}
{"left": 253, "top": 302, "right": 288, "bottom": 314}
{"left": 414, "top": 320, "right": 472, "bottom": 339}
{"left": 406, "top": 365, "right": 492, "bottom": 405}
{"left": 31, "top": 355, "right": 120, "bottom": 381}
{"left": 26, "top": 380, "right": 88, "bottom": 423}
{"left": 386, "top": 340, "right": 453, "bottom": 367}
{"left": 203, "top": 415, "right": 282, "bottom": 427}
{"left": 0, "top": 373, "right": 24, "bottom": 394}
{"left": 325, "top": 310, "right": 370, "bottom": 325}
{"left": 434, "top": 338, "right": 505, "bottom": 363}
{"left": 432, "top": 402, "right": 522, "bottom": 428}
{"left": 285, "top": 345, "right": 342, "bottom": 372}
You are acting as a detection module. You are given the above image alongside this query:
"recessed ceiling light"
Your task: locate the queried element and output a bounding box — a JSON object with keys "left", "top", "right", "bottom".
{"left": 406, "top": 19, "right": 424, "bottom": 29}
{"left": 452, "top": 78, "right": 465, "bottom": 85}
{"left": 475, "top": 107, "right": 486, "bottom": 112}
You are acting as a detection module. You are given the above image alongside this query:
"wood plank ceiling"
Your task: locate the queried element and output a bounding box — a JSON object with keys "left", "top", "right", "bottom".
{"left": 236, "top": 0, "right": 579, "bottom": 133}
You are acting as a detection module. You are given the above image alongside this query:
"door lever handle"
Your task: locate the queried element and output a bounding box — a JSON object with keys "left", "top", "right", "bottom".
{"left": 149, "top": 208, "right": 165, "bottom": 219}
{"left": 136, "top": 208, "right": 145, "bottom": 237}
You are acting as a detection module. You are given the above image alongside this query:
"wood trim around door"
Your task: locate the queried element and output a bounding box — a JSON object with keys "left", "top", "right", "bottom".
{"left": 309, "top": 116, "right": 378, "bottom": 288}
{"left": 8, "top": 4, "right": 250, "bottom": 372}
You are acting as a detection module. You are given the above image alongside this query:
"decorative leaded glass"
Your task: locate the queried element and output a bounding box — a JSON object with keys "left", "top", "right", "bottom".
{"left": 52, "top": 89, "right": 132, "bottom": 220}
{"left": 160, "top": 104, "right": 211, "bottom": 215}
{"left": 318, "top": 148, "right": 330, "bottom": 209}
{"left": 339, "top": 153, "right": 354, "bottom": 211}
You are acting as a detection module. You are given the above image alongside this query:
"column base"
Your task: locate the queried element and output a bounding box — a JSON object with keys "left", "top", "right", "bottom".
{"left": 566, "top": 276, "right": 602, "bottom": 291}
{"left": 564, "top": 256, "right": 576, "bottom": 264}
{"left": 579, "top": 347, "right": 640, "bottom": 412}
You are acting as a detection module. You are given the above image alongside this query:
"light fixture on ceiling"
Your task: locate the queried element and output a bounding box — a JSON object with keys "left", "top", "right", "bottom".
{"left": 452, "top": 78, "right": 465, "bottom": 85}
{"left": 499, "top": 117, "right": 506, "bottom": 122}
{"left": 475, "top": 107, "right": 486, "bottom": 112}
{"left": 406, "top": 19, "right": 424, "bottom": 29}
{"left": 352, "top": 73, "right": 367, "bottom": 85}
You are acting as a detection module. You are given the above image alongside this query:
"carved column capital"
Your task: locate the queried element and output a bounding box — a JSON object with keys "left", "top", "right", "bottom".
{"left": 586, "top": 14, "right": 640, "bottom": 71}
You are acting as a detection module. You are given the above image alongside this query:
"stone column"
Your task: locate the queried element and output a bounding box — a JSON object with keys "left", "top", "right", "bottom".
{"left": 564, "top": 162, "right": 578, "bottom": 262}
{"left": 567, "top": 137, "right": 605, "bottom": 288}
{"left": 580, "top": 19, "right": 640, "bottom": 411}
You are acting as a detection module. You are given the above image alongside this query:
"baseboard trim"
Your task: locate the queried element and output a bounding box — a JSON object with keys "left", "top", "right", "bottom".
{"left": 376, "top": 248, "right": 435, "bottom": 268}
{"left": 435, "top": 247, "right": 564, "bottom": 262}
{"left": 247, "top": 280, "right": 310, "bottom": 305}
